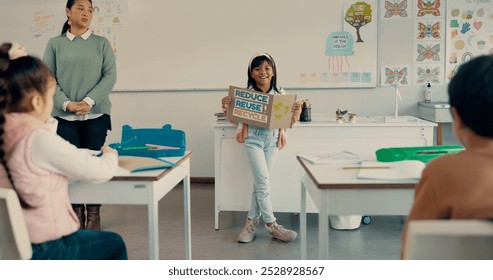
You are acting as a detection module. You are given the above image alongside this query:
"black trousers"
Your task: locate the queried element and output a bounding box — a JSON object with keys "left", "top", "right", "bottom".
{"left": 56, "top": 114, "right": 111, "bottom": 208}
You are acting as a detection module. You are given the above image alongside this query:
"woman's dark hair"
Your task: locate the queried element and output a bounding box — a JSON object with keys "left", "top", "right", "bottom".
{"left": 247, "top": 53, "right": 280, "bottom": 93}
{"left": 448, "top": 54, "right": 493, "bottom": 137}
{"left": 0, "top": 42, "right": 54, "bottom": 208}
{"left": 61, "top": 0, "right": 93, "bottom": 35}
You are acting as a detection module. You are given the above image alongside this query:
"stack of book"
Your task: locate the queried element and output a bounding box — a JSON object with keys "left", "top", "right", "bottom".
{"left": 214, "top": 112, "right": 227, "bottom": 122}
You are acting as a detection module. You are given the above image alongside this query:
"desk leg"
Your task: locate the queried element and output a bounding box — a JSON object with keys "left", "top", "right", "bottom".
{"left": 300, "top": 180, "right": 307, "bottom": 260}
{"left": 437, "top": 123, "right": 443, "bottom": 145}
{"left": 215, "top": 209, "right": 219, "bottom": 230}
{"left": 214, "top": 192, "right": 219, "bottom": 230}
{"left": 148, "top": 198, "right": 159, "bottom": 260}
{"left": 319, "top": 196, "right": 329, "bottom": 260}
{"left": 183, "top": 173, "right": 192, "bottom": 260}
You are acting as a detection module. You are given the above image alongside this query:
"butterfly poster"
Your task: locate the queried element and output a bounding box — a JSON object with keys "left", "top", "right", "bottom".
{"left": 380, "top": 65, "right": 411, "bottom": 86}
{"left": 413, "top": 42, "right": 444, "bottom": 63}
{"left": 413, "top": 64, "right": 444, "bottom": 85}
{"left": 381, "top": 0, "right": 409, "bottom": 19}
{"left": 414, "top": 19, "right": 443, "bottom": 40}
{"left": 414, "top": 0, "right": 444, "bottom": 18}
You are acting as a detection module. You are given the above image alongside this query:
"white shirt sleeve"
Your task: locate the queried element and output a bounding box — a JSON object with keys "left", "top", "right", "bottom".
{"left": 83, "top": 97, "right": 95, "bottom": 107}
{"left": 62, "top": 101, "right": 70, "bottom": 112}
{"left": 30, "top": 130, "right": 118, "bottom": 183}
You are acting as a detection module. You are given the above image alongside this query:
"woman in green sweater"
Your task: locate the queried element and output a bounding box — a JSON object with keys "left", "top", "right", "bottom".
{"left": 44, "top": 0, "right": 116, "bottom": 231}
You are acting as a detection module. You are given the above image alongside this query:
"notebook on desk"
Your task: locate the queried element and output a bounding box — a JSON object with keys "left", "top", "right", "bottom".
{"left": 118, "top": 156, "right": 176, "bottom": 173}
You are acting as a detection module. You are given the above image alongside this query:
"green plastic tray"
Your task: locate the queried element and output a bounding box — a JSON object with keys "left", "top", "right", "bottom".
{"left": 376, "top": 145, "right": 464, "bottom": 163}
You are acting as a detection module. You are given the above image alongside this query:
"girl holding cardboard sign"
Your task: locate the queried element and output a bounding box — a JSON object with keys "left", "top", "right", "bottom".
{"left": 221, "top": 53, "right": 301, "bottom": 243}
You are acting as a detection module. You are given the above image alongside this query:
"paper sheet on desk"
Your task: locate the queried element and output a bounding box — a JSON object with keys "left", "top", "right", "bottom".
{"left": 357, "top": 160, "right": 425, "bottom": 180}
{"left": 115, "top": 166, "right": 131, "bottom": 175}
{"left": 298, "top": 151, "right": 360, "bottom": 164}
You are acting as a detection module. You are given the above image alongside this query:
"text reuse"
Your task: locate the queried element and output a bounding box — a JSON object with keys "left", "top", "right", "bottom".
{"left": 234, "top": 99, "right": 264, "bottom": 112}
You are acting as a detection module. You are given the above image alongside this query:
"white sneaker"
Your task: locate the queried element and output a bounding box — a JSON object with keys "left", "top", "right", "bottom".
{"left": 237, "top": 218, "right": 259, "bottom": 243}
{"left": 265, "top": 222, "right": 297, "bottom": 242}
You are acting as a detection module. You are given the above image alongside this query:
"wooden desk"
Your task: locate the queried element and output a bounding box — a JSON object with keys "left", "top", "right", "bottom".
{"left": 69, "top": 152, "right": 192, "bottom": 260}
{"left": 213, "top": 116, "right": 435, "bottom": 229}
{"left": 297, "top": 156, "right": 417, "bottom": 259}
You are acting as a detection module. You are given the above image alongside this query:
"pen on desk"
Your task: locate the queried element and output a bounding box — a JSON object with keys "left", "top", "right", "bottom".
{"left": 145, "top": 144, "right": 180, "bottom": 150}
{"left": 342, "top": 166, "right": 391, "bottom": 170}
{"left": 122, "top": 146, "right": 155, "bottom": 151}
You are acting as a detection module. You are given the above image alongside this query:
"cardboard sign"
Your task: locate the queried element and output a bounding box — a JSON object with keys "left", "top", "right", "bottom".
{"left": 226, "top": 86, "right": 296, "bottom": 129}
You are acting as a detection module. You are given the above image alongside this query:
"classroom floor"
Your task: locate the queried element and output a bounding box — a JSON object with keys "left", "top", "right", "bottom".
{"left": 100, "top": 183, "right": 406, "bottom": 260}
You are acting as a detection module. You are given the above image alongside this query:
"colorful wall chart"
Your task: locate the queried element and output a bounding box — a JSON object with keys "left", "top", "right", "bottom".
{"left": 446, "top": 0, "right": 493, "bottom": 81}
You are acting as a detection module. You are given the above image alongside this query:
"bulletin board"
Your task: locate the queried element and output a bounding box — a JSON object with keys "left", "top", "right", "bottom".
{"left": 0, "top": 0, "right": 378, "bottom": 91}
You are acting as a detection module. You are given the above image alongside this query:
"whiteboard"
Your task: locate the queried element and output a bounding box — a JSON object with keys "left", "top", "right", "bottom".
{"left": 0, "top": 0, "right": 378, "bottom": 91}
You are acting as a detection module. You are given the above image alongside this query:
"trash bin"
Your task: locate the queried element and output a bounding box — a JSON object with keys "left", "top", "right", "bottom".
{"left": 330, "top": 215, "right": 362, "bottom": 230}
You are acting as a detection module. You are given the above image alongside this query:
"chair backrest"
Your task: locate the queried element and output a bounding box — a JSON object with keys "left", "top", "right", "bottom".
{"left": 0, "top": 188, "right": 32, "bottom": 260}
{"left": 403, "top": 220, "right": 493, "bottom": 260}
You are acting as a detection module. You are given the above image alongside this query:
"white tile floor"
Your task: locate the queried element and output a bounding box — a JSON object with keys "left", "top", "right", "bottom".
{"left": 101, "top": 184, "right": 406, "bottom": 260}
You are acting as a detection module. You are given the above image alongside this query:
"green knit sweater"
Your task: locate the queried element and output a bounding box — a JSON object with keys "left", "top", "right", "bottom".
{"left": 44, "top": 33, "right": 116, "bottom": 117}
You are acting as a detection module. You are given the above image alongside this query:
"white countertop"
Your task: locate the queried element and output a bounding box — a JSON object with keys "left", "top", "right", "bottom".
{"left": 213, "top": 115, "right": 437, "bottom": 127}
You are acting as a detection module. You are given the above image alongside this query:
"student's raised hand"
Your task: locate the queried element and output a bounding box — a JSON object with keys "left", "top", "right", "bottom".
{"left": 221, "top": 96, "right": 231, "bottom": 113}
{"left": 100, "top": 145, "right": 117, "bottom": 156}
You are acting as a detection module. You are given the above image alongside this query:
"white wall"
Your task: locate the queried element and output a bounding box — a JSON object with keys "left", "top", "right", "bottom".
{"left": 107, "top": 84, "right": 458, "bottom": 178}
{"left": 0, "top": 0, "right": 462, "bottom": 178}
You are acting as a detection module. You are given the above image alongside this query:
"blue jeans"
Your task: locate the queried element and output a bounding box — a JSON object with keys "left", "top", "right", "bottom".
{"left": 31, "top": 230, "right": 127, "bottom": 260}
{"left": 244, "top": 126, "right": 279, "bottom": 224}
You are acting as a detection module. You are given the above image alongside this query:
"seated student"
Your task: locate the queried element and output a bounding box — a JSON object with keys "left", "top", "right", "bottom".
{"left": 401, "top": 54, "right": 493, "bottom": 258}
{"left": 0, "top": 42, "right": 127, "bottom": 260}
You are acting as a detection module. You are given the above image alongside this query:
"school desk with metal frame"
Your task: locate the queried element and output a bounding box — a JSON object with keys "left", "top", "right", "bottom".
{"left": 69, "top": 151, "right": 192, "bottom": 260}
{"left": 297, "top": 155, "right": 418, "bottom": 259}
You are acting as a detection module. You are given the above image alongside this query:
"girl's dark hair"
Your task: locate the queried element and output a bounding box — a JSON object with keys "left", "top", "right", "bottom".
{"left": 61, "top": 0, "right": 93, "bottom": 35}
{"left": 0, "top": 42, "right": 54, "bottom": 208}
{"left": 247, "top": 53, "right": 280, "bottom": 93}
{"left": 448, "top": 54, "right": 493, "bottom": 137}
